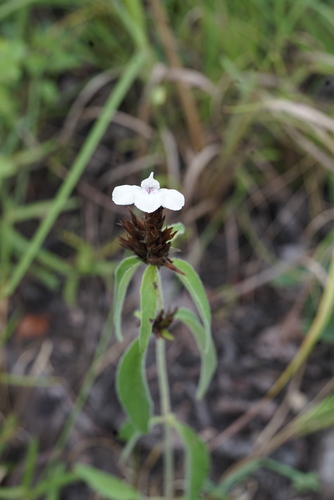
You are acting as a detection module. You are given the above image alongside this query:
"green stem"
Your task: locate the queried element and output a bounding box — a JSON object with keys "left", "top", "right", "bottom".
{"left": 156, "top": 271, "right": 174, "bottom": 500}
{"left": 1, "top": 50, "right": 147, "bottom": 300}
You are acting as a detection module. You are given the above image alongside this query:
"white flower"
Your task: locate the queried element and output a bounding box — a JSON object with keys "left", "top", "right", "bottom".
{"left": 112, "top": 172, "right": 185, "bottom": 213}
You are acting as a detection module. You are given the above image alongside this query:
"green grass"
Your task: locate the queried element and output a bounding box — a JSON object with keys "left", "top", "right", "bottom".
{"left": 2, "top": 0, "right": 334, "bottom": 497}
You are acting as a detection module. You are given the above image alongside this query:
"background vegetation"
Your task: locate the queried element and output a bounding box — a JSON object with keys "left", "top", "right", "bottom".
{"left": 2, "top": 0, "right": 334, "bottom": 498}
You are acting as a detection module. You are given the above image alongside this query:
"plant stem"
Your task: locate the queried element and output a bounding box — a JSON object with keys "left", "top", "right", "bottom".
{"left": 156, "top": 338, "right": 173, "bottom": 500}
{"left": 156, "top": 271, "right": 173, "bottom": 499}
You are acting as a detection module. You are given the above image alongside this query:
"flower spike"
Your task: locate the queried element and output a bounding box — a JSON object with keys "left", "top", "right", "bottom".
{"left": 118, "top": 208, "right": 185, "bottom": 275}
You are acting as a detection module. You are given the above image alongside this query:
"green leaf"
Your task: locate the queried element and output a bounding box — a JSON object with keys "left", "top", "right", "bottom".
{"left": 215, "top": 457, "right": 320, "bottom": 496}
{"left": 118, "top": 420, "right": 140, "bottom": 442}
{"left": 270, "top": 265, "right": 308, "bottom": 288}
{"left": 116, "top": 338, "right": 152, "bottom": 433}
{"left": 262, "top": 458, "right": 320, "bottom": 493}
{"left": 167, "top": 222, "right": 186, "bottom": 242}
{"left": 292, "top": 394, "right": 334, "bottom": 436}
{"left": 139, "top": 265, "right": 158, "bottom": 352}
{"left": 173, "top": 259, "right": 211, "bottom": 351}
{"left": 173, "top": 421, "right": 209, "bottom": 500}
{"left": 34, "top": 463, "right": 77, "bottom": 500}
{"left": 114, "top": 256, "right": 142, "bottom": 341}
{"left": 175, "top": 308, "right": 216, "bottom": 399}
{"left": 209, "top": 459, "right": 263, "bottom": 496}
{"left": 74, "top": 464, "right": 141, "bottom": 500}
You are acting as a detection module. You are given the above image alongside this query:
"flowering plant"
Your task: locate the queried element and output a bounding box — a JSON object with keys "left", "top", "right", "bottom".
{"left": 112, "top": 173, "right": 216, "bottom": 500}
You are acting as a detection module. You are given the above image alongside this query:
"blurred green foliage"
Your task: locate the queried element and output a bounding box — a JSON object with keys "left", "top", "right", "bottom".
{"left": 1, "top": 0, "right": 334, "bottom": 498}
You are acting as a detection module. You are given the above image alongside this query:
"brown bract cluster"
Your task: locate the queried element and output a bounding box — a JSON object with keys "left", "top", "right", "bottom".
{"left": 152, "top": 308, "right": 178, "bottom": 339}
{"left": 119, "top": 207, "right": 184, "bottom": 275}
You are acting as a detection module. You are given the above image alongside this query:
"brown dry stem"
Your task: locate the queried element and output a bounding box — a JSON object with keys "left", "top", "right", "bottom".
{"left": 148, "top": 0, "right": 205, "bottom": 151}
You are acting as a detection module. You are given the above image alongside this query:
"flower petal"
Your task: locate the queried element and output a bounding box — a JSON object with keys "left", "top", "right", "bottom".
{"left": 159, "top": 188, "right": 185, "bottom": 211}
{"left": 133, "top": 191, "right": 163, "bottom": 213}
{"left": 141, "top": 172, "right": 160, "bottom": 190}
{"left": 112, "top": 185, "right": 142, "bottom": 205}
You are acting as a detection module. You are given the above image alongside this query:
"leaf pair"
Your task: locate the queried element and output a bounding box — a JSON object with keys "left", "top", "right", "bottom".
{"left": 113, "top": 255, "right": 214, "bottom": 499}
{"left": 114, "top": 256, "right": 216, "bottom": 431}
{"left": 114, "top": 263, "right": 157, "bottom": 435}
{"left": 114, "top": 257, "right": 213, "bottom": 353}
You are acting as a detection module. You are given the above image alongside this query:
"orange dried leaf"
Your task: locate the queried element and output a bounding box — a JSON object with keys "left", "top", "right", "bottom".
{"left": 16, "top": 314, "right": 50, "bottom": 339}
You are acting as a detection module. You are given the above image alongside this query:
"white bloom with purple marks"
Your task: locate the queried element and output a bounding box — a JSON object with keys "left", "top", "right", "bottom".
{"left": 112, "top": 172, "right": 185, "bottom": 213}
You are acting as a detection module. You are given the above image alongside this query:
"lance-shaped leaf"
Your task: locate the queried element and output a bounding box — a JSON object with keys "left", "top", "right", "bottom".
{"left": 173, "top": 259, "right": 211, "bottom": 351}
{"left": 74, "top": 463, "right": 141, "bottom": 500}
{"left": 114, "top": 256, "right": 142, "bottom": 341}
{"left": 175, "top": 307, "right": 216, "bottom": 399}
{"left": 116, "top": 338, "right": 152, "bottom": 433}
{"left": 173, "top": 421, "right": 210, "bottom": 500}
{"left": 139, "top": 265, "right": 158, "bottom": 352}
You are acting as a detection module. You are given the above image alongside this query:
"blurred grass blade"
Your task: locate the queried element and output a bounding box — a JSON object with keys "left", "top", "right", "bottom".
{"left": 43, "top": 463, "right": 68, "bottom": 500}
{"left": 6, "top": 198, "right": 80, "bottom": 223}
{"left": 262, "top": 458, "right": 320, "bottom": 493}
{"left": 0, "top": 0, "right": 84, "bottom": 21}
{"left": 0, "top": 415, "right": 18, "bottom": 456}
{"left": 8, "top": 228, "right": 72, "bottom": 276}
{"left": 113, "top": 256, "right": 142, "bottom": 341}
{"left": 1, "top": 50, "right": 148, "bottom": 300}
{"left": 175, "top": 307, "right": 217, "bottom": 399}
{"left": 139, "top": 265, "right": 158, "bottom": 353}
{"left": 113, "top": 0, "right": 149, "bottom": 50}
{"left": 30, "top": 468, "right": 78, "bottom": 498}
{"left": 116, "top": 338, "right": 152, "bottom": 434}
{"left": 0, "top": 374, "right": 59, "bottom": 386}
{"left": 216, "top": 457, "right": 320, "bottom": 496}
{"left": 215, "top": 458, "right": 263, "bottom": 495}
{"left": 0, "top": 141, "right": 55, "bottom": 179}
{"left": 173, "top": 420, "right": 209, "bottom": 500}
{"left": 74, "top": 463, "right": 141, "bottom": 500}
{"left": 173, "top": 259, "right": 211, "bottom": 351}
{"left": 291, "top": 394, "right": 334, "bottom": 436}
{"left": 0, "top": 487, "right": 25, "bottom": 499}
{"left": 265, "top": 99, "right": 334, "bottom": 132}
{"left": 22, "top": 439, "right": 38, "bottom": 490}
{"left": 267, "top": 250, "right": 334, "bottom": 398}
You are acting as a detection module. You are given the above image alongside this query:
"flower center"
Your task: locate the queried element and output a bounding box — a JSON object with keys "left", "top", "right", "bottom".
{"left": 145, "top": 187, "right": 157, "bottom": 195}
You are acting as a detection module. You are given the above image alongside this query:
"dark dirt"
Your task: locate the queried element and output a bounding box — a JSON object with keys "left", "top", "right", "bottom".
{"left": 3, "top": 245, "right": 334, "bottom": 499}
{"left": 3, "top": 119, "right": 334, "bottom": 499}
